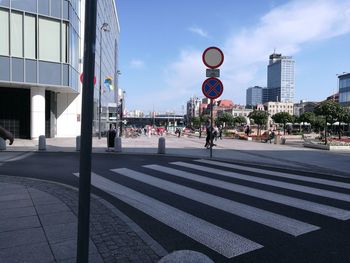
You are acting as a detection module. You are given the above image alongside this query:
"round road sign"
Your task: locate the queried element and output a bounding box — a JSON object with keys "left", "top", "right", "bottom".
{"left": 202, "top": 77, "right": 224, "bottom": 99}
{"left": 80, "top": 73, "right": 96, "bottom": 86}
{"left": 202, "top": 47, "right": 224, "bottom": 69}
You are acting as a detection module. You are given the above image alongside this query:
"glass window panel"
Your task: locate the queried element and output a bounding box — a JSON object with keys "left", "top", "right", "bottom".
{"left": 38, "top": 0, "right": 49, "bottom": 16}
{"left": 0, "top": 0, "right": 9, "bottom": 7}
{"left": 61, "top": 22, "right": 68, "bottom": 63}
{"left": 51, "top": 0, "right": 62, "bottom": 18}
{"left": 0, "top": 10, "right": 9, "bottom": 55}
{"left": 63, "top": 0, "right": 69, "bottom": 19}
{"left": 39, "top": 18, "right": 60, "bottom": 62}
{"left": 11, "top": 0, "right": 36, "bottom": 13}
{"left": 24, "top": 15, "right": 36, "bottom": 59}
{"left": 11, "top": 12, "right": 23, "bottom": 57}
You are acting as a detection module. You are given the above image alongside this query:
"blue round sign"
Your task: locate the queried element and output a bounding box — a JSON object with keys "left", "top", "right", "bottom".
{"left": 202, "top": 77, "right": 224, "bottom": 99}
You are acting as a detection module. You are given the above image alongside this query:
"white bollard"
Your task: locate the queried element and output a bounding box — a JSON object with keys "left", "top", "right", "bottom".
{"left": 0, "top": 138, "right": 6, "bottom": 151}
{"left": 158, "top": 137, "right": 165, "bottom": 154}
{"left": 114, "top": 137, "right": 122, "bottom": 152}
{"left": 76, "top": 136, "right": 81, "bottom": 151}
{"left": 38, "top": 135, "right": 46, "bottom": 151}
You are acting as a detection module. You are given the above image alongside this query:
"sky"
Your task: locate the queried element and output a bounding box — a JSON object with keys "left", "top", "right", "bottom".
{"left": 117, "top": 0, "right": 350, "bottom": 114}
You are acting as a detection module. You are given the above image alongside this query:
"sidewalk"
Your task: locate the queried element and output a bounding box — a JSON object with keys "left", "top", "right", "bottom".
{"left": 0, "top": 176, "right": 165, "bottom": 263}
{"left": 3, "top": 134, "right": 349, "bottom": 176}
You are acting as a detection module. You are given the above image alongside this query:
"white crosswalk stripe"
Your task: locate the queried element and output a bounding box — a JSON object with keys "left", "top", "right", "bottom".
{"left": 194, "top": 159, "right": 350, "bottom": 190}
{"left": 73, "top": 172, "right": 263, "bottom": 258}
{"left": 144, "top": 164, "right": 350, "bottom": 220}
{"left": 111, "top": 168, "right": 320, "bottom": 236}
{"left": 171, "top": 162, "right": 350, "bottom": 203}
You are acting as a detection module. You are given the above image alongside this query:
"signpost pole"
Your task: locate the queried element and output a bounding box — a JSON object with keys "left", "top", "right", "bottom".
{"left": 210, "top": 99, "right": 213, "bottom": 158}
{"left": 77, "top": 0, "right": 97, "bottom": 262}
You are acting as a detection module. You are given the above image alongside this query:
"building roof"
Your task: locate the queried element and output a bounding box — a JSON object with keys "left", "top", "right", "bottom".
{"left": 217, "top": 99, "right": 234, "bottom": 107}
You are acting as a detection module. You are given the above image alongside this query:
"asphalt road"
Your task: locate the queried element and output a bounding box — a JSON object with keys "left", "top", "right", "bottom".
{"left": 1, "top": 152, "right": 350, "bottom": 262}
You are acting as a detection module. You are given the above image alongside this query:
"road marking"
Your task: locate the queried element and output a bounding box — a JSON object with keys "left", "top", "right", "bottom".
{"left": 5, "top": 152, "right": 34, "bottom": 162}
{"left": 195, "top": 159, "right": 350, "bottom": 190}
{"left": 171, "top": 162, "right": 350, "bottom": 203}
{"left": 73, "top": 172, "right": 263, "bottom": 258}
{"left": 144, "top": 164, "right": 350, "bottom": 221}
{"left": 112, "top": 168, "right": 319, "bottom": 236}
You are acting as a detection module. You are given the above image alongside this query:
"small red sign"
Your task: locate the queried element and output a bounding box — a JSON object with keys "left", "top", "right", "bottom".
{"left": 80, "top": 73, "right": 96, "bottom": 86}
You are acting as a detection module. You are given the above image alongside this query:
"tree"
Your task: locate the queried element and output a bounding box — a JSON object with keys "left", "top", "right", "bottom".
{"left": 234, "top": 116, "right": 247, "bottom": 126}
{"left": 271, "top": 112, "right": 294, "bottom": 135}
{"left": 191, "top": 117, "right": 200, "bottom": 129}
{"left": 298, "top": 112, "right": 316, "bottom": 133}
{"left": 314, "top": 101, "right": 341, "bottom": 144}
{"left": 248, "top": 110, "right": 269, "bottom": 136}
{"left": 217, "top": 112, "right": 235, "bottom": 127}
{"left": 337, "top": 106, "right": 350, "bottom": 139}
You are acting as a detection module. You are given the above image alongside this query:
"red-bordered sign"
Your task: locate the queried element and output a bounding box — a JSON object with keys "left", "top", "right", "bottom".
{"left": 202, "top": 77, "right": 224, "bottom": 99}
{"left": 202, "top": 47, "right": 224, "bottom": 69}
{"left": 80, "top": 73, "right": 96, "bottom": 86}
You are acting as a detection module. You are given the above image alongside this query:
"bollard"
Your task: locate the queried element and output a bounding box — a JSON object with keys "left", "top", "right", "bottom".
{"left": 114, "top": 137, "right": 122, "bottom": 152}
{"left": 76, "top": 135, "right": 81, "bottom": 151}
{"left": 38, "top": 135, "right": 46, "bottom": 151}
{"left": 158, "top": 137, "right": 165, "bottom": 154}
{"left": 0, "top": 138, "right": 6, "bottom": 151}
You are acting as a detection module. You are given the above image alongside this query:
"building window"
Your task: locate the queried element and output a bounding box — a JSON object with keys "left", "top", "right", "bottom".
{"left": 11, "top": 12, "right": 23, "bottom": 57}
{"left": 24, "top": 15, "right": 36, "bottom": 59}
{"left": 62, "top": 22, "right": 68, "bottom": 63}
{"left": 39, "top": 18, "right": 60, "bottom": 62}
{"left": 0, "top": 9, "right": 9, "bottom": 56}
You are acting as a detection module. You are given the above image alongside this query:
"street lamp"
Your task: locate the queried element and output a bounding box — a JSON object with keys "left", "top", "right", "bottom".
{"left": 98, "top": 22, "right": 110, "bottom": 139}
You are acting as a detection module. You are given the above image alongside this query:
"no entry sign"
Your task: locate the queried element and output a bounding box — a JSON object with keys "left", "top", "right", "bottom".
{"left": 202, "top": 47, "right": 224, "bottom": 69}
{"left": 202, "top": 77, "right": 224, "bottom": 99}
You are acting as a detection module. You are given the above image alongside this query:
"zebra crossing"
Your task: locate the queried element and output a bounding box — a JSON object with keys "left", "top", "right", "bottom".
{"left": 74, "top": 159, "right": 350, "bottom": 259}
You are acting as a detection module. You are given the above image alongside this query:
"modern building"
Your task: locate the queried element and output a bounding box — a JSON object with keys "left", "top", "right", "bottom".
{"left": 338, "top": 73, "right": 350, "bottom": 106}
{"left": 186, "top": 96, "right": 202, "bottom": 122}
{"left": 293, "top": 100, "right": 317, "bottom": 116}
{"left": 246, "top": 86, "right": 263, "bottom": 108}
{"left": 0, "top": 0, "right": 120, "bottom": 139}
{"left": 267, "top": 53, "right": 295, "bottom": 102}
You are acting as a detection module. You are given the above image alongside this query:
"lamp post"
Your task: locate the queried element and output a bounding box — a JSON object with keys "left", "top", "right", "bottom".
{"left": 98, "top": 22, "right": 110, "bottom": 139}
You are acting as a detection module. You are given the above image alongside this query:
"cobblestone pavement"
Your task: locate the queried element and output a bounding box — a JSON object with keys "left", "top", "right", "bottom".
{"left": 0, "top": 175, "right": 166, "bottom": 263}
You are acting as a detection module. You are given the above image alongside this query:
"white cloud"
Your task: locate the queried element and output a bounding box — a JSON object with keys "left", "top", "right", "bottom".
{"left": 130, "top": 59, "right": 145, "bottom": 69}
{"left": 160, "top": 0, "right": 350, "bottom": 107}
{"left": 188, "top": 26, "right": 209, "bottom": 38}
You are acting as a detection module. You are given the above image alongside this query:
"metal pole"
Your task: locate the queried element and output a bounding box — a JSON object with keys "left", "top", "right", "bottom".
{"left": 119, "top": 97, "right": 123, "bottom": 136}
{"left": 98, "top": 29, "right": 102, "bottom": 139}
{"left": 77, "top": 0, "right": 97, "bottom": 262}
{"left": 210, "top": 99, "right": 213, "bottom": 158}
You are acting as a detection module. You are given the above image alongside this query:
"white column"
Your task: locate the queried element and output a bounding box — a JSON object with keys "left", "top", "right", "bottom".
{"left": 31, "top": 87, "right": 45, "bottom": 139}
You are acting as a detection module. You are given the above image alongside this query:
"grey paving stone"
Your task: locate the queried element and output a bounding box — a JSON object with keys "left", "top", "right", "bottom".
{"left": 35, "top": 202, "right": 70, "bottom": 215}
{"left": 0, "top": 215, "right": 40, "bottom": 233}
{"left": 39, "top": 211, "right": 76, "bottom": 227}
{"left": 44, "top": 222, "right": 77, "bottom": 244}
{"left": 50, "top": 238, "right": 98, "bottom": 261}
{"left": 0, "top": 228, "right": 46, "bottom": 249}
{"left": 58, "top": 253, "right": 104, "bottom": 263}
{"left": 0, "top": 242, "right": 54, "bottom": 263}
{"left": 0, "top": 198, "right": 33, "bottom": 210}
{"left": 0, "top": 206, "right": 36, "bottom": 220}
{"left": 0, "top": 192, "right": 31, "bottom": 202}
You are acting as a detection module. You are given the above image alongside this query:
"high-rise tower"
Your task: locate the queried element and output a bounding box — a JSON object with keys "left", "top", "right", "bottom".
{"left": 267, "top": 53, "right": 295, "bottom": 102}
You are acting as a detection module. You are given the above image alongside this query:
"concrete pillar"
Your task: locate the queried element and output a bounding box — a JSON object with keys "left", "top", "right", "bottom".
{"left": 31, "top": 87, "right": 46, "bottom": 139}
{"left": 158, "top": 137, "right": 165, "bottom": 154}
{"left": 114, "top": 137, "right": 122, "bottom": 152}
{"left": 0, "top": 138, "right": 6, "bottom": 151}
{"left": 38, "top": 135, "right": 46, "bottom": 150}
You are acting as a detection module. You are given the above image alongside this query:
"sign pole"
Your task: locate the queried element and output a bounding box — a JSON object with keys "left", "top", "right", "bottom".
{"left": 210, "top": 99, "right": 213, "bottom": 158}
{"left": 77, "top": 0, "right": 97, "bottom": 262}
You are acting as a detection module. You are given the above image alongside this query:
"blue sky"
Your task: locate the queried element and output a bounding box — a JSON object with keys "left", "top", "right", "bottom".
{"left": 117, "top": 0, "right": 350, "bottom": 114}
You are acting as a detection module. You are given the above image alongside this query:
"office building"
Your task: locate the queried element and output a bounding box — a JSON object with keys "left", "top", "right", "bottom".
{"left": 0, "top": 0, "right": 120, "bottom": 139}
{"left": 186, "top": 96, "right": 202, "bottom": 121}
{"left": 246, "top": 86, "right": 263, "bottom": 108}
{"left": 338, "top": 73, "right": 350, "bottom": 106}
{"left": 267, "top": 53, "right": 295, "bottom": 102}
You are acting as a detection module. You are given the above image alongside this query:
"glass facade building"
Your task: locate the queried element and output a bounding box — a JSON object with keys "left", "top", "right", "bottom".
{"left": 0, "top": 0, "right": 120, "bottom": 139}
{"left": 246, "top": 86, "right": 263, "bottom": 108}
{"left": 267, "top": 53, "right": 295, "bottom": 103}
{"left": 339, "top": 73, "right": 350, "bottom": 107}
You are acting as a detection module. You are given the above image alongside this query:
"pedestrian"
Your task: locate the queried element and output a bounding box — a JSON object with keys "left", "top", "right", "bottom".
{"left": 204, "top": 121, "right": 211, "bottom": 148}
{"left": 245, "top": 125, "right": 250, "bottom": 136}
{"left": 0, "top": 126, "right": 14, "bottom": 145}
{"left": 213, "top": 126, "right": 219, "bottom": 141}
{"left": 218, "top": 125, "right": 223, "bottom": 140}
